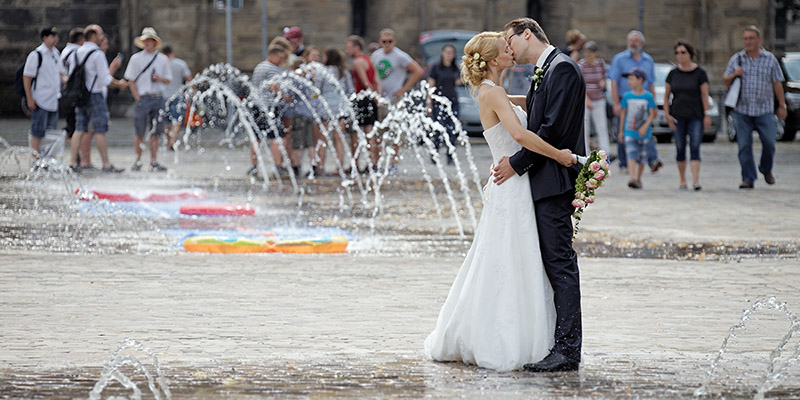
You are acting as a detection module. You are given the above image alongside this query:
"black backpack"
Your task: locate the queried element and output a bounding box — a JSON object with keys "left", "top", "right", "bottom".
{"left": 14, "top": 51, "right": 42, "bottom": 98}
{"left": 62, "top": 49, "right": 98, "bottom": 108}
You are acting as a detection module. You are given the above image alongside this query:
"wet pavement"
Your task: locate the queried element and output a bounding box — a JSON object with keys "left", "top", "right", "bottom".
{"left": 1, "top": 117, "right": 800, "bottom": 398}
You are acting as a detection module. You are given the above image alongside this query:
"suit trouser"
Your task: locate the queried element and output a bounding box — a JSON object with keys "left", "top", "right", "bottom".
{"left": 534, "top": 190, "right": 582, "bottom": 362}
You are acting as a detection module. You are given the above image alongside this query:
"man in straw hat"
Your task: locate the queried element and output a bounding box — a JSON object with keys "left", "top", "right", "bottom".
{"left": 124, "top": 27, "right": 172, "bottom": 172}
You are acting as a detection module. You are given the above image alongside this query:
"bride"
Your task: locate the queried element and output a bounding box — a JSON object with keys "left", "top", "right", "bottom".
{"left": 424, "top": 32, "right": 576, "bottom": 371}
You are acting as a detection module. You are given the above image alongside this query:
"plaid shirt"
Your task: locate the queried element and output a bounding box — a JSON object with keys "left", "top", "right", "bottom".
{"left": 724, "top": 48, "right": 784, "bottom": 116}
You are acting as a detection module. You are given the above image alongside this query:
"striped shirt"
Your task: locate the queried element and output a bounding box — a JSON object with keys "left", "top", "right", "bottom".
{"left": 578, "top": 58, "right": 606, "bottom": 100}
{"left": 724, "top": 48, "right": 784, "bottom": 117}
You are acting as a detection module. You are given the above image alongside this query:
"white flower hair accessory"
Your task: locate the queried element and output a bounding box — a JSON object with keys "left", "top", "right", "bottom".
{"left": 480, "top": 61, "right": 486, "bottom": 68}
{"left": 473, "top": 52, "right": 480, "bottom": 60}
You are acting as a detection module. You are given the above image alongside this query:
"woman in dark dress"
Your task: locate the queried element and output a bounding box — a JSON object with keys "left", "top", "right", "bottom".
{"left": 426, "top": 44, "right": 462, "bottom": 164}
{"left": 663, "top": 40, "right": 711, "bottom": 190}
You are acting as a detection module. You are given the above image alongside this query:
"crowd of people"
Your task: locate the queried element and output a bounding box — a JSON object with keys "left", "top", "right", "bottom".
{"left": 565, "top": 25, "right": 787, "bottom": 190}
{"left": 21, "top": 25, "right": 192, "bottom": 174}
{"left": 20, "top": 22, "right": 789, "bottom": 188}
{"left": 245, "top": 27, "right": 430, "bottom": 178}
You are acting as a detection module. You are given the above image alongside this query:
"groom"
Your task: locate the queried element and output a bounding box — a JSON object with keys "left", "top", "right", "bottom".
{"left": 493, "top": 18, "right": 586, "bottom": 372}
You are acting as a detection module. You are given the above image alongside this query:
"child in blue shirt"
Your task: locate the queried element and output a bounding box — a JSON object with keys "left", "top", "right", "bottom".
{"left": 618, "top": 67, "right": 657, "bottom": 189}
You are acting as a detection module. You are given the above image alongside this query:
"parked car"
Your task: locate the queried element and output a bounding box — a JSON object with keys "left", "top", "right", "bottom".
{"left": 724, "top": 52, "right": 799, "bottom": 142}
{"left": 649, "top": 63, "right": 720, "bottom": 143}
{"left": 419, "top": 30, "right": 483, "bottom": 135}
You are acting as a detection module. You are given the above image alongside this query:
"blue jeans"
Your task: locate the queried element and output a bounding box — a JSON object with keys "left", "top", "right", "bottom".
{"left": 30, "top": 107, "right": 58, "bottom": 138}
{"left": 616, "top": 115, "right": 660, "bottom": 168}
{"left": 673, "top": 117, "right": 702, "bottom": 162}
{"left": 734, "top": 112, "right": 776, "bottom": 184}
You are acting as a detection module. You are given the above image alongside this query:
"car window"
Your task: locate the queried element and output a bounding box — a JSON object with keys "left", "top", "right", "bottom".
{"left": 420, "top": 38, "right": 470, "bottom": 66}
{"left": 783, "top": 57, "right": 800, "bottom": 81}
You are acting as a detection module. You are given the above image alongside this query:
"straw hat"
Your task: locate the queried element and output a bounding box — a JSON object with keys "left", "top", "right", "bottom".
{"left": 134, "top": 27, "right": 162, "bottom": 49}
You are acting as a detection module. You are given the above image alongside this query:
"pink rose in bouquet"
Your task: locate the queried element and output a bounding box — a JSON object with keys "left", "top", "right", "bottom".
{"left": 572, "top": 150, "right": 611, "bottom": 242}
{"left": 594, "top": 170, "right": 606, "bottom": 180}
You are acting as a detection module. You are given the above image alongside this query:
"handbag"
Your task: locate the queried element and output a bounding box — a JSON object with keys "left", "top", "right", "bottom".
{"left": 723, "top": 54, "right": 744, "bottom": 109}
{"left": 723, "top": 77, "right": 741, "bottom": 108}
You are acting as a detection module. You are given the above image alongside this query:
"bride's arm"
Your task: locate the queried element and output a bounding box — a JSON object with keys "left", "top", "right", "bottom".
{"left": 487, "top": 88, "right": 575, "bottom": 167}
{"left": 508, "top": 95, "right": 526, "bottom": 108}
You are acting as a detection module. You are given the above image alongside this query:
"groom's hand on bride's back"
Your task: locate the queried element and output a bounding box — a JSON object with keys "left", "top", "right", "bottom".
{"left": 492, "top": 156, "right": 515, "bottom": 185}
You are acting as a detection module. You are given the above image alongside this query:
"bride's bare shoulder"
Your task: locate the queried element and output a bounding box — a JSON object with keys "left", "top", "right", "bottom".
{"left": 478, "top": 85, "right": 508, "bottom": 105}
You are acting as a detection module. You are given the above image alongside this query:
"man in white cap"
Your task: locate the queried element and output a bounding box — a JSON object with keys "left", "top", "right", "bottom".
{"left": 124, "top": 27, "right": 172, "bottom": 172}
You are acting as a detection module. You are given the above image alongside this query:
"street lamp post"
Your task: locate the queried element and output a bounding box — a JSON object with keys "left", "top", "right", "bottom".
{"left": 226, "top": 0, "right": 233, "bottom": 65}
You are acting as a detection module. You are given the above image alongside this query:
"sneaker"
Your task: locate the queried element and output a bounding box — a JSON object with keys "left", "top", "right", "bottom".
{"left": 149, "top": 162, "right": 167, "bottom": 172}
{"left": 69, "top": 165, "right": 81, "bottom": 173}
{"left": 80, "top": 164, "right": 99, "bottom": 172}
{"left": 246, "top": 166, "right": 259, "bottom": 176}
{"left": 101, "top": 165, "right": 124, "bottom": 173}
{"left": 650, "top": 160, "right": 663, "bottom": 173}
{"left": 131, "top": 162, "right": 143, "bottom": 172}
{"left": 292, "top": 166, "right": 300, "bottom": 177}
{"left": 276, "top": 166, "right": 289, "bottom": 176}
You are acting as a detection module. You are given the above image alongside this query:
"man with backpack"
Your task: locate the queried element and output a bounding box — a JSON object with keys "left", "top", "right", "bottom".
{"left": 68, "top": 24, "right": 126, "bottom": 173}
{"left": 21, "top": 26, "right": 62, "bottom": 156}
{"left": 59, "top": 27, "right": 85, "bottom": 141}
{"left": 123, "top": 27, "right": 172, "bottom": 172}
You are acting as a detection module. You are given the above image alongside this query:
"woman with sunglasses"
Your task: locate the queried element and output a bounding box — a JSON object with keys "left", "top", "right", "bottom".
{"left": 663, "top": 39, "right": 710, "bottom": 191}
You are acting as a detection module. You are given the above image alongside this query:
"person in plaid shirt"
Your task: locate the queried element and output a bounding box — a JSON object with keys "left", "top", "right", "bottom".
{"left": 723, "top": 25, "right": 788, "bottom": 189}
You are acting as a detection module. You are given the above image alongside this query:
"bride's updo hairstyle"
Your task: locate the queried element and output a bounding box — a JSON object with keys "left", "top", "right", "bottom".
{"left": 461, "top": 32, "right": 502, "bottom": 93}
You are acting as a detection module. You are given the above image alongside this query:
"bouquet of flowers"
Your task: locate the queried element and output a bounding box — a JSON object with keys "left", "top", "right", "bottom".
{"left": 571, "top": 150, "right": 611, "bottom": 242}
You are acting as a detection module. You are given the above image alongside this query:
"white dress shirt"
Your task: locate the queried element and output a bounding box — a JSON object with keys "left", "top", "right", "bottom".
{"left": 536, "top": 45, "right": 556, "bottom": 69}
{"left": 23, "top": 43, "right": 61, "bottom": 111}
{"left": 72, "top": 41, "right": 112, "bottom": 98}
{"left": 60, "top": 42, "right": 80, "bottom": 76}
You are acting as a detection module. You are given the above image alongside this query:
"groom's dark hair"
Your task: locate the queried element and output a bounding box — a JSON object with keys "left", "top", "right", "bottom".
{"left": 504, "top": 18, "right": 549, "bottom": 45}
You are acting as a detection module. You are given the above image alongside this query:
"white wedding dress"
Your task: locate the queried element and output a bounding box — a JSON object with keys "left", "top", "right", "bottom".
{"left": 424, "top": 86, "right": 556, "bottom": 371}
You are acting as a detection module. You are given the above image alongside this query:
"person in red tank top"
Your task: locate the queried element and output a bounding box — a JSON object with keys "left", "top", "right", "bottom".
{"left": 346, "top": 35, "right": 381, "bottom": 172}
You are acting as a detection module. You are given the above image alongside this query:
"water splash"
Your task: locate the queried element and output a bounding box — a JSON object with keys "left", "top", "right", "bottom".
{"left": 162, "top": 63, "right": 483, "bottom": 235}
{"left": 88, "top": 339, "right": 171, "bottom": 400}
{"left": 694, "top": 296, "right": 800, "bottom": 399}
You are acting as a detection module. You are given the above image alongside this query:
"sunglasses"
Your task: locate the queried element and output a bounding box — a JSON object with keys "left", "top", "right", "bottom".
{"left": 381, "top": 39, "right": 394, "bottom": 44}
{"left": 675, "top": 50, "right": 688, "bottom": 55}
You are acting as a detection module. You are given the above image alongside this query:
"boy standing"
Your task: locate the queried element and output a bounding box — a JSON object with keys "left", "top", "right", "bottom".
{"left": 618, "top": 67, "right": 656, "bottom": 189}
{"left": 23, "top": 26, "right": 62, "bottom": 156}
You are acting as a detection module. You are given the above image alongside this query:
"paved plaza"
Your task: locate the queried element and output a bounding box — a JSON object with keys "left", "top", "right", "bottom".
{"left": 1, "top": 117, "right": 799, "bottom": 398}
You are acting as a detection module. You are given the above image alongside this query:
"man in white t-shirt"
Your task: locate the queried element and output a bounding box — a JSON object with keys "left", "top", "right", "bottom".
{"left": 371, "top": 28, "right": 424, "bottom": 101}
{"left": 161, "top": 45, "right": 192, "bottom": 149}
{"left": 370, "top": 28, "right": 424, "bottom": 171}
{"left": 124, "top": 27, "right": 172, "bottom": 172}
{"left": 23, "top": 26, "right": 62, "bottom": 156}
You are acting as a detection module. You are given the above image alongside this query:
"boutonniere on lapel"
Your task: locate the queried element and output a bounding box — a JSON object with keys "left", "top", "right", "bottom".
{"left": 531, "top": 63, "right": 550, "bottom": 91}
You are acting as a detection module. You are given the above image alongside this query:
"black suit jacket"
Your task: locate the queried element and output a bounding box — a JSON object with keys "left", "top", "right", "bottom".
{"left": 509, "top": 49, "right": 586, "bottom": 201}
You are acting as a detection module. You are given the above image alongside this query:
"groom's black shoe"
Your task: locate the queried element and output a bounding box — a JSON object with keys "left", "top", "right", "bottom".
{"left": 523, "top": 352, "right": 579, "bottom": 372}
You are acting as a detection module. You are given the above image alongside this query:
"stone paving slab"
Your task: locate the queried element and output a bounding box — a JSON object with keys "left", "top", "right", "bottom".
{"left": 1, "top": 253, "right": 799, "bottom": 398}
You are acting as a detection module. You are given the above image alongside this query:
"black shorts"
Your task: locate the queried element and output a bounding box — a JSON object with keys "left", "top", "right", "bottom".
{"left": 353, "top": 97, "right": 377, "bottom": 127}
{"left": 252, "top": 105, "right": 284, "bottom": 140}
